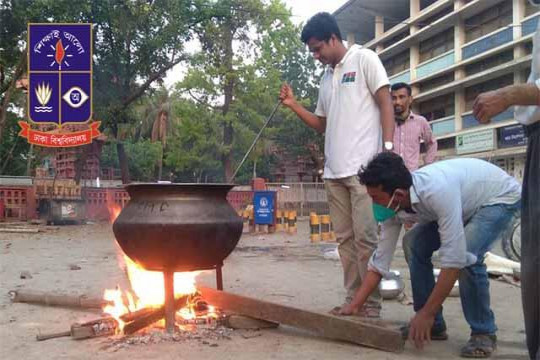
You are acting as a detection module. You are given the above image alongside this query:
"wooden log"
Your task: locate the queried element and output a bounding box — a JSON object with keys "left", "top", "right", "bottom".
{"left": 123, "top": 295, "right": 189, "bottom": 335}
{"left": 9, "top": 290, "right": 111, "bottom": 309}
{"left": 119, "top": 307, "right": 155, "bottom": 322}
{"left": 71, "top": 317, "right": 118, "bottom": 340}
{"left": 36, "top": 330, "right": 71, "bottom": 341}
{"left": 0, "top": 227, "right": 39, "bottom": 233}
{"left": 35, "top": 317, "right": 118, "bottom": 341}
{"left": 199, "top": 286, "right": 404, "bottom": 353}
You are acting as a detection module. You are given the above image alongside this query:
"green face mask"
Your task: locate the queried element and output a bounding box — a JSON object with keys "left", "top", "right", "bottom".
{"left": 372, "top": 192, "right": 399, "bottom": 223}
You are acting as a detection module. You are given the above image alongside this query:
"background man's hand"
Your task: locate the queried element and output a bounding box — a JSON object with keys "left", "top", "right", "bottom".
{"left": 473, "top": 90, "right": 510, "bottom": 124}
{"left": 408, "top": 310, "right": 435, "bottom": 350}
{"left": 279, "top": 83, "right": 296, "bottom": 108}
{"left": 338, "top": 303, "right": 357, "bottom": 316}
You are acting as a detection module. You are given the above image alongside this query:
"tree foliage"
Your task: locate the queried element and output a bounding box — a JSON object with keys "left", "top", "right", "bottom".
{"left": 174, "top": 0, "right": 322, "bottom": 182}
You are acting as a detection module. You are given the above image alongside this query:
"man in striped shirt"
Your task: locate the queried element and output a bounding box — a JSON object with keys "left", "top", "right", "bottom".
{"left": 391, "top": 82, "right": 437, "bottom": 171}
{"left": 391, "top": 82, "right": 438, "bottom": 264}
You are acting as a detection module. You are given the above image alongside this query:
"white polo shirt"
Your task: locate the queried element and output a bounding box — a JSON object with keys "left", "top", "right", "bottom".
{"left": 315, "top": 44, "right": 389, "bottom": 179}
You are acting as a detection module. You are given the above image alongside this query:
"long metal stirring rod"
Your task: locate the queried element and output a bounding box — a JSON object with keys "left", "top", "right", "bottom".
{"left": 229, "top": 99, "right": 282, "bottom": 182}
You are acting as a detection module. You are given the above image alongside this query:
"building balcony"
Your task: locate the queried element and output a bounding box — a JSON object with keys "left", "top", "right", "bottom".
{"left": 416, "top": 50, "right": 455, "bottom": 79}
{"left": 462, "top": 108, "right": 514, "bottom": 129}
{"left": 374, "top": 0, "right": 506, "bottom": 61}
{"left": 522, "top": 14, "right": 540, "bottom": 36}
{"left": 389, "top": 69, "right": 411, "bottom": 84}
{"left": 430, "top": 115, "right": 455, "bottom": 137}
{"left": 415, "top": 54, "right": 532, "bottom": 102}
{"left": 462, "top": 27, "right": 513, "bottom": 60}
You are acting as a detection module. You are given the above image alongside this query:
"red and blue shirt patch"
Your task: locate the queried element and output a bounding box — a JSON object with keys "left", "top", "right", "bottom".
{"left": 342, "top": 71, "right": 356, "bottom": 83}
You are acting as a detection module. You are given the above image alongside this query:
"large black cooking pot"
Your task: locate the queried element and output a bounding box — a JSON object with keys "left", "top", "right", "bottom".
{"left": 112, "top": 184, "right": 243, "bottom": 272}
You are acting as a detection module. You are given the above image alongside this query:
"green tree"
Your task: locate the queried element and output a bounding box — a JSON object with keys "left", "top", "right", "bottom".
{"left": 100, "top": 139, "right": 161, "bottom": 182}
{"left": 176, "top": 0, "right": 322, "bottom": 182}
{"left": 164, "top": 97, "right": 222, "bottom": 182}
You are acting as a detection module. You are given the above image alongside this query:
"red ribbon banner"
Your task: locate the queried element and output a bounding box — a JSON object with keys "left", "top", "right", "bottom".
{"left": 18, "top": 122, "right": 101, "bottom": 147}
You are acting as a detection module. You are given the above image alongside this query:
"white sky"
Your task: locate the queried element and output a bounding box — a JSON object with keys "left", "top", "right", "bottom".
{"left": 164, "top": 0, "right": 348, "bottom": 88}
{"left": 284, "top": 0, "right": 348, "bottom": 25}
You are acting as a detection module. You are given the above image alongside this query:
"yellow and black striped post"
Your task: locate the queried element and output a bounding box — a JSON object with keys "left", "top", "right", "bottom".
{"left": 287, "top": 210, "right": 297, "bottom": 235}
{"left": 330, "top": 218, "right": 336, "bottom": 242}
{"left": 283, "top": 210, "right": 289, "bottom": 232}
{"left": 275, "top": 210, "right": 283, "bottom": 231}
{"left": 309, "top": 212, "right": 320, "bottom": 243}
{"left": 248, "top": 208, "right": 255, "bottom": 234}
{"left": 242, "top": 209, "right": 250, "bottom": 233}
{"left": 321, "top": 214, "right": 331, "bottom": 242}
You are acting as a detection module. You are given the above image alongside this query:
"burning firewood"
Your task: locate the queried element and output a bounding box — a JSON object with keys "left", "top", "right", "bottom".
{"left": 123, "top": 295, "right": 189, "bottom": 335}
{"left": 36, "top": 317, "right": 118, "bottom": 341}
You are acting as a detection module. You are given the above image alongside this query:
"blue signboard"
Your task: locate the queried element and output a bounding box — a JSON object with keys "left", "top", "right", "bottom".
{"left": 498, "top": 124, "right": 527, "bottom": 148}
{"left": 253, "top": 191, "right": 275, "bottom": 225}
{"left": 28, "top": 24, "right": 92, "bottom": 126}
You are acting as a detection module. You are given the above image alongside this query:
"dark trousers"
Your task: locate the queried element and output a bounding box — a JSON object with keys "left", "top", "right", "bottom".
{"left": 522, "top": 121, "right": 540, "bottom": 360}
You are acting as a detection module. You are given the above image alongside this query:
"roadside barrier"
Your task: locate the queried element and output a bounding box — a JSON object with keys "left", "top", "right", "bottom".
{"left": 309, "top": 212, "right": 320, "bottom": 242}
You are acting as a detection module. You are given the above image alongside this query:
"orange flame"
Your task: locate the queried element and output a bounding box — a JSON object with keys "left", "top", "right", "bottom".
{"left": 103, "top": 256, "right": 210, "bottom": 332}
{"left": 106, "top": 190, "right": 122, "bottom": 223}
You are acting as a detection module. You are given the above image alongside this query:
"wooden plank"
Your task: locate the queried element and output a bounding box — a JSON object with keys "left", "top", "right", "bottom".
{"left": 199, "top": 286, "right": 404, "bottom": 352}
{"left": 225, "top": 314, "right": 279, "bottom": 329}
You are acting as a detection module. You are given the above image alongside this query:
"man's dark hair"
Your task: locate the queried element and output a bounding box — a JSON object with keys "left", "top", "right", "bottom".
{"left": 358, "top": 152, "right": 412, "bottom": 195}
{"left": 301, "top": 12, "right": 342, "bottom": 44}
{"left": 391, "top": 82, "right": 412, "bottom": 96}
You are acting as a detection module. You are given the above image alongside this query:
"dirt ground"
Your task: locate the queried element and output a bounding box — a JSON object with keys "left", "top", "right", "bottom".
{"left": 0, "top": 220, "right": 529, "bottom": 359}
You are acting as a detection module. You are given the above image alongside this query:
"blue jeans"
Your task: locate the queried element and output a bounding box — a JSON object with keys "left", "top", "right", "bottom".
{"left": 404, "top": 201, "right": 521, "bottom": 335}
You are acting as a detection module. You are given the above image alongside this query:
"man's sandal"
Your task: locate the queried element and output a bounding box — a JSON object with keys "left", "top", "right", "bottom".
{"left": 460, "top": 334, "right": 497, "bottom": 358}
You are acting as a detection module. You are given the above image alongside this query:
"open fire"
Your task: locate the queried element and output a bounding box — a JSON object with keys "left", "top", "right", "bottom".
{"left": 103, "top": 195, "right": 223, "bottom": 334}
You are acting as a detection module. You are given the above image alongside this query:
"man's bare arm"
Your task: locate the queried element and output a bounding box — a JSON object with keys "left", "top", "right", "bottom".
{"left": 373, "top": 85, "right": 395, "bottom": 143}
{"left": 473, "top": 84, "right": 540, "bottom": 123}
{"left": 279, "top": 83, "right": 326, "bottom": 133}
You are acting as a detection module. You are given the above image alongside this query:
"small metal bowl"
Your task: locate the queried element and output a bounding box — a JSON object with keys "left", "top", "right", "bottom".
{"left": 379, "top": 270, "right": 405, "bottom": 300}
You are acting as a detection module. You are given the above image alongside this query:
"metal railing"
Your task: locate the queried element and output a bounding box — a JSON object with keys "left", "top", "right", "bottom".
{"left": 266, "top": 182, "right": 329, "bottom": 217}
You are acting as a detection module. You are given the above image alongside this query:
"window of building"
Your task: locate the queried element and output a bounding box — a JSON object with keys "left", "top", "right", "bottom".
{"left": 525, "top": 1, "right": 540, "bottom": 17}
{"left": 420, "top": 0, "right": 438, "bottom": 11}
{"left": 465, "top": 1, "right": 512, "bottom": 43}
{"left": 522, "top": 66, "right": 532, "bottom": 82}
{"left": 419, "top": 73, "right": 455, "bottom": 93}
{"left": 383, "top": 50, "right": 410, "bottom": 77}
{"left": 437, "top": 137, "right": 456, "bottom": 151}
{"left": 419, "top": 30, "right": 454, "bottom": 63}
{"left": 382, "top": 29, "right": 410, "bottom": 49}
{"left": 418, "top": 93, "right": 455, "bottom": 122}
{"left": 418, "top": 6, "right": 453, "bottom": 29}
{"left": 464, "top": 74, "right": 514, "bottom": 111}
{"left": 525, "top": 41, "right": 534, "bottom": 55}
{"left": 465, "top": 50, "right": 514, "bottom": 76}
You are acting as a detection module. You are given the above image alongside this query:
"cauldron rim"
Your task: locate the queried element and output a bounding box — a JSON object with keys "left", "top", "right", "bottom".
{"left": 124, "top": 183, "right": 237, "bottom": 193}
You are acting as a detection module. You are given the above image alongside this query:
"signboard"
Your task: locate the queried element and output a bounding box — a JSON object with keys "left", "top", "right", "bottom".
{"left": 253, "top": 191, "right": 276, "bottom": 225}
{"left": 498, "top": 124, "right": 527, "bottom": 148}
{"left": 19, "top": 23, "right": 100, "bottom": 147}
{"left": 456, "top": 129, "right": 495, "bottom": 155}
{"left": 61, "top": 202, "right": 77, "bottom": 218}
